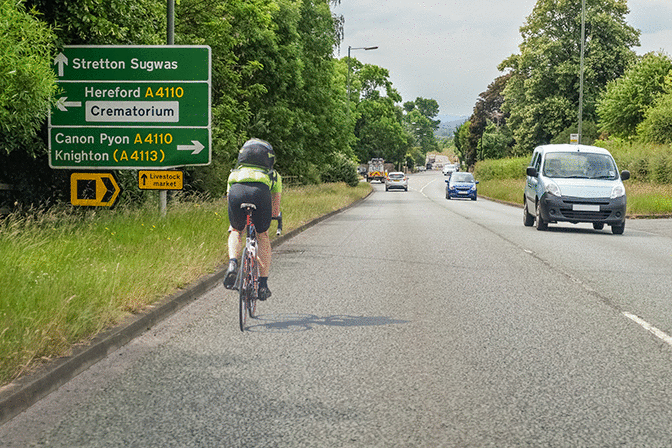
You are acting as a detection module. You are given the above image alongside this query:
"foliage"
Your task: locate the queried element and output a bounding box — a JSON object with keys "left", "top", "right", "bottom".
{"left": 403, "top": 98, "right": 440, "bottom": 154}
{"left": 25, "top": 0, "right": 166, "bottom": 45}
{"left": 468, "top": 73, "right": 511, "bottom": 161}
{"left": 26, "top": 0, "right": 166, "bottom": 45}
{"left": 596, "top": 52, "right": 672, "bottom": 139}
{"left": 637, "top": 74, "right": 672, "bottom": 144}
{"left": 594, "top": 139, "right": 672, "bottom": 184}
{"left": 0, "top": 0, "right": 58, "bottom": 157}
{"left": 473, "top": 157, "right": 528, "bottom": 181}
{"left": 453, "top": 121, "right": 471, "bottom": 166}
{"left": 478, "top": 122, "right": 514, "bottom": 160}
{"left": 320, "top": 152, "right": 359, "bottom": 187}
{"left": 350, "top": 62, "right": 412, "bottom": 167}
{"left": 499, "top": 0, "right": 639, "bottom": 154}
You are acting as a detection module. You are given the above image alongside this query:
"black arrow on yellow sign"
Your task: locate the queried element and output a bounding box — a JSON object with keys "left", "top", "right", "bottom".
{"left": 70, "top": 173, "right": 122, "bottom": 207}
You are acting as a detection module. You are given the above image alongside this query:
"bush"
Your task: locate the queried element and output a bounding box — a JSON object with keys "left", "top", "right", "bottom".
{"left": 638, "top": 92, "right": 672, "bottom": 144}
{"left": 0, "top": 1, "right": 58, "bottom": 156}
{"left": 321, "top": 154, "right": 360, "bottom": 187}
{"left": 474, "top": 157, "right": 529, "bottom": 181}
{"left": 595, "top": 139, "right": 672, "bottom": 184}
{"left": 650, "top": 152, "right": 672, "bottom": 184}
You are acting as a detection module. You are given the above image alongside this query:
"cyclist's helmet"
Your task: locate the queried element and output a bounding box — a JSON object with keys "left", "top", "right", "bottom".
{"left": 237, "top": 138, "right": 275, "bottom": 170}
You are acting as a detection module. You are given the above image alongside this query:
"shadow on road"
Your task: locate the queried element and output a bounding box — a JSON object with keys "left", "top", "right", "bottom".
{"left": 246, "top": 314, "right": 409, "bottom": 333}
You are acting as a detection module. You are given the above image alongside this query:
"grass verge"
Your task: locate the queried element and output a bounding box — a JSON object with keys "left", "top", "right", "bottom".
{"left": 0, "top": 182, "right": 371, "bottom": 386}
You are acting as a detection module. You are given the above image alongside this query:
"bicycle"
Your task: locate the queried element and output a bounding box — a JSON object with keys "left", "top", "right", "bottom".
{"left": 234, "top": 203, "right": 282, "bottom": 331}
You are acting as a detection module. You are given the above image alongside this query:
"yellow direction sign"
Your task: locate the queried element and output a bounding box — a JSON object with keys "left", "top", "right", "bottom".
{"left": 138, "top": 170, "right": 183, "bottom": 190}
{"left": 71, "top": 172, "right": 121, "bottom": 207}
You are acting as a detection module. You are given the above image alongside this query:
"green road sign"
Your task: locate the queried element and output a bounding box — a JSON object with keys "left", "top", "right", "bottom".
{"left": 50, "top": 82, "right": 209, "bottom": 127}
{"left": 50, "top": 128, "right": 209, "bottom": 169}
{"left": 54, "top": 46, "right": 209, "bottom": 81}
{"left": 49, "top": 45, "right": 211, "bottom": 170}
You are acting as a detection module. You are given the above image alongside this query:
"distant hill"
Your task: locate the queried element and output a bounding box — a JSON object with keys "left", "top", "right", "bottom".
{"left": 436, "top": 115, "right": 468, "bottom": 137}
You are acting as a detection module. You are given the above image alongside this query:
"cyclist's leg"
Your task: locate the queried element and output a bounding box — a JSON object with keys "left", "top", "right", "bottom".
{"left": 257, "top": 230, "right": 272, "bottom": 300}
{"left": 224, "top": 184, "right": 248, "bottom": 288}
{"left": 227, "top": 228, "right": 245, "bottom": 263}
{"left": 249, "top": 185, "right": 272, "bottom": 300}
{"left": 258, "top": 230, "right": 271, "bottom": 277}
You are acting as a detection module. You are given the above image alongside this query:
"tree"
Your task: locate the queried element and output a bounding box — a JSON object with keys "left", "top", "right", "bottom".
{"left": 468, "top": 73, "right": 511, "bottom": 160}
{"left": 403, "top": 98, "right": 440, "bottom": 154}
{"left": 478, "top": 122, "right": 514, "bottom": 160}
{"left": 453, "top": 121, "right": 471, "bottom": 166}
{"left": 637, "top": 73, "right": 672, "bottom": 144}
{"left": 25, "top": 0, "right": 166, "bottom": 45}
{"left": 597, "top": 52, "right": 672, "bottom": 139}
{"left": 0, "top": 0, "right": 58, "bottom": 156}
{"left": 499, "top": 0, "right": 640, "bottom": 154}
{"left": 348, "top": 60, "right": 412, "bottom": 167}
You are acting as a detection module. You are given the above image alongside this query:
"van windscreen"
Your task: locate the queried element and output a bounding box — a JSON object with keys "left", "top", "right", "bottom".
{"left": 542, "top": 152, "right": 618, "bottom": 180}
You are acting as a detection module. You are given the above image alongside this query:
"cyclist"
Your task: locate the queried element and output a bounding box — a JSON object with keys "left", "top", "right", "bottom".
{"left": 223, "top": 138, "right": 282, "bottom": 300}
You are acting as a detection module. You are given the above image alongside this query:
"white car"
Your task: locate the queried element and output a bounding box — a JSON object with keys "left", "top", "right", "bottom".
{"left": 385, "top": 172, "right": 408, "bottom": 191}
{"left": 443, "top": 164, "right": 458, "bottom": 176}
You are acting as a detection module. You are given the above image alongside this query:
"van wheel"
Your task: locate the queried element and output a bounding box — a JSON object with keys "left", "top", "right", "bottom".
{"left": 535, "top": 202, "right": 548, "bottom": 230}
{"left": 523, "top": 202, "right": 535, "bottom": 227}
{"left": 612, "top": 222, "right": 625, "bottom": 235}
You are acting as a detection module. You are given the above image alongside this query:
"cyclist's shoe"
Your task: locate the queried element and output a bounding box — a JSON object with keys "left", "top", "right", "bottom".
{"left": 258, "top": 286, "right": 272, "bottom": 301}
{"left": 223, "top": 259, "right": 238, "bottom": 289}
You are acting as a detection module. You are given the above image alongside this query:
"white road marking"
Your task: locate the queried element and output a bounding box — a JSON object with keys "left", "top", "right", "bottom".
{"left": 420, "top": 178, "right": 438, "bottom": 197}
{"left": 623, "top": 312, "right": 672, "bottom": 347}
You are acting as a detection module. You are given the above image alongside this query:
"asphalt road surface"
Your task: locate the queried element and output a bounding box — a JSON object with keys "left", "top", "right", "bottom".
{"left": 3, "top": 171, "right": 672, "bottom": 447}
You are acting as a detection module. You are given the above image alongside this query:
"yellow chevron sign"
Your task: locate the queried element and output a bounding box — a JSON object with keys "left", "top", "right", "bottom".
{"left": 70, "top": 173, "right": 121, "bottom": 207}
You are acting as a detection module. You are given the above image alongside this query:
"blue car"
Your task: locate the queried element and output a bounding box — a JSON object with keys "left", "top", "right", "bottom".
{"left": 445, "top": 172, "right": 478, "bottom": 200}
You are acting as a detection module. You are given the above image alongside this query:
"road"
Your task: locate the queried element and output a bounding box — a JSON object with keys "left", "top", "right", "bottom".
{"left": 3, "top": 171, "right": 672, "bottom": 446}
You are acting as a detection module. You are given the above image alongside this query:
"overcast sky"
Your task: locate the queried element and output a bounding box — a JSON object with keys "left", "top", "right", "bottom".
{"left": 332, "top": 0, "right": 672, "bottom": 119}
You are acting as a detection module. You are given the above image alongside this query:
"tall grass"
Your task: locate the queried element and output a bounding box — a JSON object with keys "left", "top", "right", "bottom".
{"left": 0, "top": 182, "right": 371, "bottom": 385}
{"left": 595, "top": 140, "right": 672, "bottom": 183}
{"left": 625, "top": 183, "right": 672, "bottom": 216}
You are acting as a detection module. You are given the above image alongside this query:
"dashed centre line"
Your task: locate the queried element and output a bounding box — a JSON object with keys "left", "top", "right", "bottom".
{"left": 623, "top": 312, "right": 672, "bottom": 347}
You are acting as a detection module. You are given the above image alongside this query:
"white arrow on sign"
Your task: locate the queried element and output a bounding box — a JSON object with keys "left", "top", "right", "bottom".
{"left": 56, "top": 97, "right": 82, "bottom": 112}
{"left": 54, "top": 53, "right": 68, "bottom": 77}
{"left": 177, "top": 140, "right": 205, "bottom": 155}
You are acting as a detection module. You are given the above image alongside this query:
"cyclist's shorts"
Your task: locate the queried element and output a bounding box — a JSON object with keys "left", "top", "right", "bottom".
{"left": 227, "top": 182, "right": 272, "bottom": 233}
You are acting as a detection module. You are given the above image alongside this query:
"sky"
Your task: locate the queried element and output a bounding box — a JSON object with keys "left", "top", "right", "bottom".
{"left": 332, "top": 0, "right": 672, "bottom": 119}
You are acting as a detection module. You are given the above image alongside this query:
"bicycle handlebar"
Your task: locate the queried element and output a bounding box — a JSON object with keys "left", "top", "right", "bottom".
{"left": 272, "top": 212, "right": 283, "bottom": 235}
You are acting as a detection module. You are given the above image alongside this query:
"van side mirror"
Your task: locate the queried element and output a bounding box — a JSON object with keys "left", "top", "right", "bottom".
{"left": 620, "top": 170, "right": 630, "bottom": 181}
{"left": 526, "top": 166, "right": 538, "bottom": 177}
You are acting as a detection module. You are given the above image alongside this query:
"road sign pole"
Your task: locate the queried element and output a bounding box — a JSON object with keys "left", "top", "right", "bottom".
{"left": 161, "top": 0, "right": 176, "bottom": 217}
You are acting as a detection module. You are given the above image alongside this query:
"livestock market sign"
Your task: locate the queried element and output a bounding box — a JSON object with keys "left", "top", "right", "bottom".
{"left": 48, "top": 45, "right": 211, "bottom": 169}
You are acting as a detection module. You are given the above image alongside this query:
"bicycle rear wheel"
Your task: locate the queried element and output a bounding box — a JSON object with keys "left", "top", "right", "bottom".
{"left": 248, "top": 260, "right": 258, "bottom": 319}
{"left": 238, "top": 247, "right": 251, "bottom": 331}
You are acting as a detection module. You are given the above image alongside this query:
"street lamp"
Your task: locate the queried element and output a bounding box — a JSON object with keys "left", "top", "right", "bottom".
{"left": 578, "top": 0, "right": 586, "bottom": 144}
{"left": 347, "top": 45, "right": 378, "bottom": 106}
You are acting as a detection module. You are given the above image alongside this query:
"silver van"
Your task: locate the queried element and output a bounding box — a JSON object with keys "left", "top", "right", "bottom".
{"left": 523, "top": 144, "right": 630, "bottom": 234}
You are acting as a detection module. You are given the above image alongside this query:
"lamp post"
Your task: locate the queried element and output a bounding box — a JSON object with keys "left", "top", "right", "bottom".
{"left": 347, "top": 45, "right": 378, "bottom": 109}
{"left": 578, "top": 0, "right": 586, "bottom": 144}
